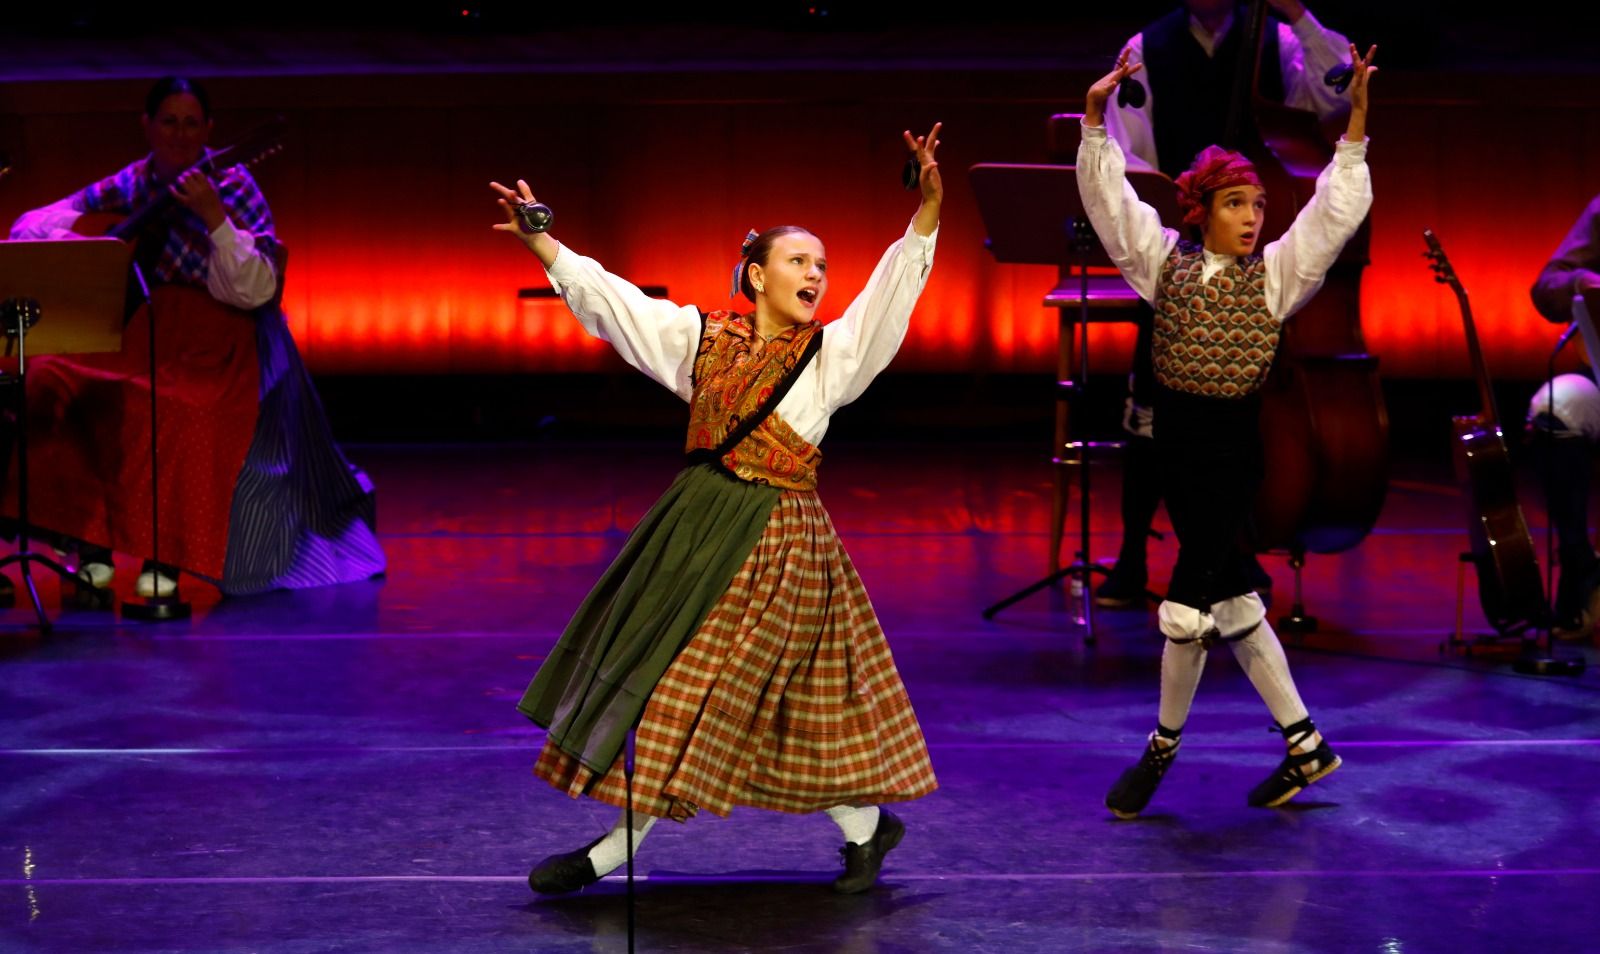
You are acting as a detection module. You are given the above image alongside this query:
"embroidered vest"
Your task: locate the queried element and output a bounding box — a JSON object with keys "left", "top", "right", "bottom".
{"left": 685, "top": 311, "right": 823, "bottom": 492}
{"left": 1153, "top": 242, "right": 1279, "bottom": 398}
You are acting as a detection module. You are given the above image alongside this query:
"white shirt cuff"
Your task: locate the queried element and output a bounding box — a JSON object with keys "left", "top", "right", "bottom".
{"left": 1334, "top": 136, "right": 1368, "bottom": 164}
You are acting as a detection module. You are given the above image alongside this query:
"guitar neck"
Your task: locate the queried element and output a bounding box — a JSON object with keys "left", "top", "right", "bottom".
{"left": 103, "top": 118, "right": 283, "bottom": 245}
{"left": 1425, "top": 230, "right": 1502, "bottom": 429}
{"left": 1454, "top": 283, "right": 1502, "bottom": 428}
{"left": 108, "top": 161, "right": 204, "bottom": 241}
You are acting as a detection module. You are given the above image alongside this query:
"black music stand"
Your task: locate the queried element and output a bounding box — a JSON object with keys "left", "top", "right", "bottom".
{"left": 0, "top": 238, "right": 132, "bottom": 631}
{"left": 970, "top": 163, "right": 1179, "bottom": 633}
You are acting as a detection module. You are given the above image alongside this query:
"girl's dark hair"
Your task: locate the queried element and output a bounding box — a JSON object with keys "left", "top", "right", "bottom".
{"left": 739, "top": 225, "right": 814, "bottom": 303}
{"left": 144, "top": 76, "right": 211, "bottom": 120}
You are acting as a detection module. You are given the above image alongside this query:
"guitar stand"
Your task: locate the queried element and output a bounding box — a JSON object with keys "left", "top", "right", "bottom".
{"left": 1442, "top": 552, "right": 1519, "bottom": 657}
{"left": 1441, "top": 550, "right": 1586, "bottom": 674}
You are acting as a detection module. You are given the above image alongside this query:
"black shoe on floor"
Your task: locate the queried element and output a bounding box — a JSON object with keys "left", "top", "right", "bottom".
{"left": 834, "top": 808, "right": 904, "bottom": 894}
{"left": 1552, "top": 611, "right": 1594, "bottom": 642}
{"left": 1094, "top": 562, "right": 1148, "bottom": 608}
{"left": 1247, "top": 718, "right": 1341, "bottom": 808}
{"left": 1105, "top": 735, "right": 1179, "bottom": 819}
{"left": 528, "top": 836, "right": 605, "bottom": 895}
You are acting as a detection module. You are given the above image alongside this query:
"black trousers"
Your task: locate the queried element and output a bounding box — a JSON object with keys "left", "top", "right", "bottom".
{"left": 1153, "top": 385, "right": 1262, "bottom": 610}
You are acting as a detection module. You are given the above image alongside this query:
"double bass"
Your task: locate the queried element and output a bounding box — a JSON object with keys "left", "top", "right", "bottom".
{"left": 1222, "top": 2, "right": 1389, "bottom": 596}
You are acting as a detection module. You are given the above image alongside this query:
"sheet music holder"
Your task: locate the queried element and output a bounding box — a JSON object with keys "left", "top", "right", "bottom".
{"left": 0, "top": 237, "right": 133, "bottom": 630}
{"left": 0, "top": 239, "right": 130, "bottom": 356}
{"left": 970, "top": 163, "right": 1179, "bottom": 271}
{"left": 969, "top": 163, "right": 1178, "bottom": 632}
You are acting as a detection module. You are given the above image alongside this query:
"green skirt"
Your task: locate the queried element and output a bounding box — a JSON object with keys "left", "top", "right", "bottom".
{"left": 518, "top": 463, "right": 781, "bottom": 774}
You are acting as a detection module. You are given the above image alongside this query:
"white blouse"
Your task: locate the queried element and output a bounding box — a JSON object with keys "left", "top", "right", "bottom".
{"left": 1075, "top": 122, "right": 1371, "bottom": 322}
{"left": 542, "top": 221, "right": 938, "bottom": 445}
{"left": 1105, "top": 8, "right": 1353, "bottom": 174}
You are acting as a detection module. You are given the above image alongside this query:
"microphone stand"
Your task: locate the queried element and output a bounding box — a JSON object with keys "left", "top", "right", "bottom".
{"left": 122, "top": 266, "right": 190, "bottom": 622}
{"left": 1517, "top": 313, "right": 1587, "bottom": 675}
{"left": 624, "top": 731, "right": 637, "bottom": 954}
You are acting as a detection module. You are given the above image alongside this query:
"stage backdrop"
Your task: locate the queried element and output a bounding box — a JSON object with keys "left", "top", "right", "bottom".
{"left": 3, "top": 68, "right": 1597, "bottom": 381}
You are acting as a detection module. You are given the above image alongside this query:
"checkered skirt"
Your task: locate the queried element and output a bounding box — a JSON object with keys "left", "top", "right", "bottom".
{"left": 533, "top": 487, "right": 937, "bottom": 819}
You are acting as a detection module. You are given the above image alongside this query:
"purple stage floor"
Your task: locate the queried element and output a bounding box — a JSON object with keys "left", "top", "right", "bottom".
{"left": 3, "top": 440, "right": 1598, "bottom": 953}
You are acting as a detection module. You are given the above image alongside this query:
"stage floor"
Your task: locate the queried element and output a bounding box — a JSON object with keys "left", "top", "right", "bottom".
{"left": 3, "top": 440, "right": 1597, "bottom": 953}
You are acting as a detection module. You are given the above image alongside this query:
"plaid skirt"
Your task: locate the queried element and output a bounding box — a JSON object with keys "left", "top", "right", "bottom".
{"left": 529, "top": 473, "right": 937, "bottom": 820}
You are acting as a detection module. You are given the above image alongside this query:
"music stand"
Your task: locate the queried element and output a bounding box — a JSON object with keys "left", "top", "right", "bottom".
{"left": 0, "top": 238, "right": 131, "bottom": 631}
{"left": 970, "top": 163, "right": 1179, "bottom": 632}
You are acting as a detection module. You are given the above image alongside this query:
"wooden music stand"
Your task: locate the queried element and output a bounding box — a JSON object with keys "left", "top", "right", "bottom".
{"left": 970, "top": 161, "right": 1177, "bottom": 633}
{"left": 0, "top": 239, "right": 128, "bottom": 353}
{"left": 0, "top": 238, "right": 132, "bottom": 631}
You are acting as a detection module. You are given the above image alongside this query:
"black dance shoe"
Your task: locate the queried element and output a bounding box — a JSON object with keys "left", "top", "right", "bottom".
{"left": 1247, "top": 718, "right": 1341, "bottom": 808}
{"left": 834, "top": 808, "right": 905, "bottom": 894}
{"left": 1105, "top": 734, "right": 1179, "bottom": 819}
{"left": 1094, "top": 561, "right": 1148, "bottom": 608}
{"left": 528, "top": 836, "right": 606, "bottom": 895}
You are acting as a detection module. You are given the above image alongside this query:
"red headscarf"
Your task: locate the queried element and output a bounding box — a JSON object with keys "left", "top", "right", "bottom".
{"left": 1173, "top": 145, "right": 1263, "bottom": 228}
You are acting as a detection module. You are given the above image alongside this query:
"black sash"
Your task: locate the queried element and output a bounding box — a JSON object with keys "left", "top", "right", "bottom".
{"left": 685, "top": 327, "right": 824, "bottom": 469}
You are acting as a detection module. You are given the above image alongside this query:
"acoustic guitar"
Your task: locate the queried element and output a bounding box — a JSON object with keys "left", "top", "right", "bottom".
{"left": 1423, "top": 228, "right": 1549, "bottom": 636}
{"left": 69, "top": 118, "right": 289, "bottom": 320}
{"left": 72, "top": 117, "right": 286, "bottom": 245}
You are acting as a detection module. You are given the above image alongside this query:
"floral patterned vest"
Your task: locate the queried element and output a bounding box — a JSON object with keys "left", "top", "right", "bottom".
{"left": 685, "top": 311, "right": 823, "bottom": 492}
{"left": 1153, "top": 241, "right": 1281, "bottom": 398}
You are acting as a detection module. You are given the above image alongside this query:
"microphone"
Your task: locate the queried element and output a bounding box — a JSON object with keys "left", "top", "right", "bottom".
{"left": 1552, "top": 319, "right": 1581, "bottom": 357}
